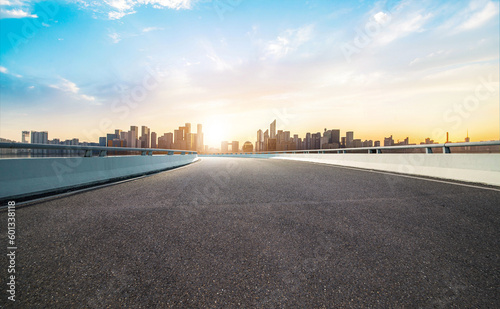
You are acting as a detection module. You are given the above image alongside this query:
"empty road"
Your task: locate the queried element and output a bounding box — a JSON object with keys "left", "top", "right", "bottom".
{"left": 1, "top": 157, "right": 499, "bottom": 308}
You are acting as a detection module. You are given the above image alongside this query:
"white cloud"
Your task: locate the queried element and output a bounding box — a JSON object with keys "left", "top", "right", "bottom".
{"left": 49, "top": 78, "right": 97, "bottom": 102}
{"left": 0, "top": 8, "right": 37, "bottom": 18}
{"left": 373, "top": 11, "right": 390, "bottom": 25}
{"left": 109, "top": 32, "right": 121, "bottom": 43}
{"left": 380, "top": 13, "right": 431, "bottom": 45}
{"left": 460, "top": 1, "right": 498, "bottom": 30}
{"left": 79, "top": 0, "right": 196, "bottom": 19}
{"left": 80, "top": 94, "right": 96, "bottom": 101}
{"left": 265, "top": 25, "right": 314, "bottom": 59}
{"left": 143, "top": 26, "right": 163, "bottom": 32}
{"left": 49, "top": 78, "right": 80, "bottom": 93}
{"left": 108, "top": 9, "right": 134, "bottom": 20}
{"left": 0, "top": 66, "right": 22, "bottom": 77}
{"left": 409, "top": 50, "right": 450, "bottom": 66}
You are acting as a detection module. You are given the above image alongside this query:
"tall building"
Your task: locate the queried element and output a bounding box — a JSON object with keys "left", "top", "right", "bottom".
{"left": 264, "top": 129, "right": 269, "bottom": 151}
{"left": 174, "top": 129, "right": 184, "bottom": 149}
{"left": 270, "top": 119, "right": 276, "bottom": 139}
{"left": 331, "top": 129, "right": 340, "bottom": 144}
{"left": 384, "top": 135, "right": 394, "bottom": 147}
{"left": 31, "top": 131, "right": 48, "bottom": 144}
{"left": 231, "top": 141, "right": 239, "bottom": 153}
{"left": 256, "top": 129, "right": 264, "bottom": 152}
{"left": 305, "top": 133, "right": 311, "bottom": 149}
{"left": 158, "top": 133, "right": 174, "bottom": 149}
{"left": 31, "top": 131, "right": 48, "bottom": 156}
{"left": 99, "top": 137, "right": 106, "bottom": 146}
{"left": 151, "top": 132, "right": 157, "bottom": 148}
{"left": 221, "top": 141, "right": 229, "bottom": 153}
{"left": 311, "top": 132, "right": 321, "bottom": 149}
{"left": 22, "top": 131, "right": 30, "bottom": 143}
{"left": 129, "top": 126, "right": 139, "bottom": 148}
{"left": 346, "top": 131, "right": 354, "bottom": 148}
{"left": 141, "top": 126, "right": 150, "bottom": 148}
{"left": 196, "top": 124, "right": 204, "bottom": 153}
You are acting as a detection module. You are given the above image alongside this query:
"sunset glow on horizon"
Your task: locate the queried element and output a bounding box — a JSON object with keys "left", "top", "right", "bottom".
{"left": 0, "top": 0, "right": 498, "bottom": 148}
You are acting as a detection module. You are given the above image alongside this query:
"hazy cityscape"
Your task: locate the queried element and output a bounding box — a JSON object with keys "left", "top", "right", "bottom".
{"left": 0, "top": 118, "right": 482, "bottom": 155}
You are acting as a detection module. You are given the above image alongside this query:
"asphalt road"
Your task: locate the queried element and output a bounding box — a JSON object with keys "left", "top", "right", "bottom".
{"left": 1, "top": 157, "right": 499, "bottom": 308}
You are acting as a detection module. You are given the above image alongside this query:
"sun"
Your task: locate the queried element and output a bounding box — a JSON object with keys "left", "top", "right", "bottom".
{"left": 203, "top": 116, "right": 230, "bottom": 148}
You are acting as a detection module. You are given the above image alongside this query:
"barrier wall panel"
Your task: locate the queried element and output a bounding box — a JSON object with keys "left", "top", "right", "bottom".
{"left": 0, "top": 155, "right": 198, "bottom": 200}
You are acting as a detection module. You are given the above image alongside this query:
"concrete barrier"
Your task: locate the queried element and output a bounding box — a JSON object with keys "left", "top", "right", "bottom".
{"left": 0, "top": 154, "right": 198, "bottom": 200}
{"left": 271, "top": 153, "right": 500, "bottom": 186}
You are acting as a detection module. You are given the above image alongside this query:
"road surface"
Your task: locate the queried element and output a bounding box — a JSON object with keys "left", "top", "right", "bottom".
{"left": 1, "top": 157, "right": 499, "bottom": 307}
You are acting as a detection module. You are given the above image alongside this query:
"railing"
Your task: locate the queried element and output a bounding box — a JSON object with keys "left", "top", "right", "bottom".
{"left": 208, "top": 141, "right": 500, "bottom": 155}
{"left": 0, "top": 142, "right": 197, "bottom": 157}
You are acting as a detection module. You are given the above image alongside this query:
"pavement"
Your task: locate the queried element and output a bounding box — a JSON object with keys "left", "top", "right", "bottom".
{"left": 1, "top": 157, "right": 499, "bottom": 308}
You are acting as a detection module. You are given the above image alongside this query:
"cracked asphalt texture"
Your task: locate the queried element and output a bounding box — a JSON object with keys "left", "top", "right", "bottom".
{"left": 1, "top": 157, "right": 499, "bottom": 308}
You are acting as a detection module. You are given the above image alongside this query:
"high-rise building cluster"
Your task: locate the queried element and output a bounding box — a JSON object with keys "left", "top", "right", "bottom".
{"left": 254, "top": 120, "right": 381, "bottom": 152}
{"left": 102, "top": 123, "right": 203, "bottom": 152}
{"left": 5, "top": 122, "right": 204, "bottom": 156}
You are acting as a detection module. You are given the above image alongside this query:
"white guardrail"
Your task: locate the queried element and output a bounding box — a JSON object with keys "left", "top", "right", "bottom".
{"left": 0, "top": 142, "right": 198, "bottom": 201}
{"left": 203, "top": 141, "right": 500, "bottom": 187}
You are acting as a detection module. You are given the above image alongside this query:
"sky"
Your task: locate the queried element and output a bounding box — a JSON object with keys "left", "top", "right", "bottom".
{"left": 0, "top": 0, "right": 499, "bottom": 148}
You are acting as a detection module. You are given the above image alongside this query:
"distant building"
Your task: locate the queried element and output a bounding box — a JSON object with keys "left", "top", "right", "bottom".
{"left": 384, "top": 135, "right": 394, "bottom": 147}
{"left": 374, "top": 141, "right": 381, "bottom": 147}
{"left": 264, "top": 130, "right": 269, "bottom": 151}
{"left": 242, "top": 141, "right": 253, "bottom": 153}
{"left": 267, "top": 138, "right": 276, "bottom": 151}
{"left": 151, "top": 132, "right": 157, "bottom": 148}
{"left": 99, "top": 137, "right": 106, "bottom": 147}
{"left": 362, "top": 140, "right": 373, "bottom": 147}
{"left": 158, "top": 133, "right": 173, "bottom": 149}
{"left": 353, "top": 139, "right": 362, "bottom": 148}
{"left": 231, "top": 141, "right": 239, "bottom": 153}
{"left": 141, "top": 126, "right": 150, "bottom": 148}
{"left": 221, "top": 141, "right": 229, "bottom": 153}
{"left": 346, "top": 131, "right": 354, "bottom": 148}
{"left": 256, "top": 129, "right": 264, "bottom": 152}
{"left": 31, "top": 131, "right": 48, "bottom": 156}
{"left": 196, "top": 124, "right": 204, "bottom": 153}
{"left": 22, "top": 131, "right": 30, "bottom": 143}
{"left": 270, "top": 120, "right": 276, "bottom": 139}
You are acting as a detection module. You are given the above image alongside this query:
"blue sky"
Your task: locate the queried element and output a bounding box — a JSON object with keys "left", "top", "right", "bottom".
{"left": 0, "top": 0, "right": 498, "bottom": 147}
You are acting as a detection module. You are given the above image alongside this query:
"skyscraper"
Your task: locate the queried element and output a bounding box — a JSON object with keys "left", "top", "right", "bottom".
{"left": 31, "top": 131, "right": 48, "bottom": 144}
{"left": 141, "top": 126, "right": 150, "bottom": 148}
{"left": 346, "top": 131, "right": 354, "bottom": 148}
{"left": 129, "top": 126, "right": 139, "bottom": 148}
{"left": 151, "top": 132, "right": 157, "bottom": 148}
{"left": 256, "top": 129, "right": 264, "bottom": 152}
{"left": 22, "top": 131, "right": 30, "bottom": 143}
{"left": 31, "top": 131, "right": 48, "bottom": 156}
{"left": 270, "top": 119, "right": 276, "bottom": 139}
{"left": 158, "top": 133, "right": 174, "bottom": 149}
{"left": 221, "top": 141, "right": 229, "bottom": 153}
{"left": 196, "top": 124, "right": 204, "bottom": 153}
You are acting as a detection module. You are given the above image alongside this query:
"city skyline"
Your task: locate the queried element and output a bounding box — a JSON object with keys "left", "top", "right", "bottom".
{"left": 6, "top": 119, "right": 480, "bottom": 153}
{"left": 0, "top": 0, "right": 499, "bottom": 145}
